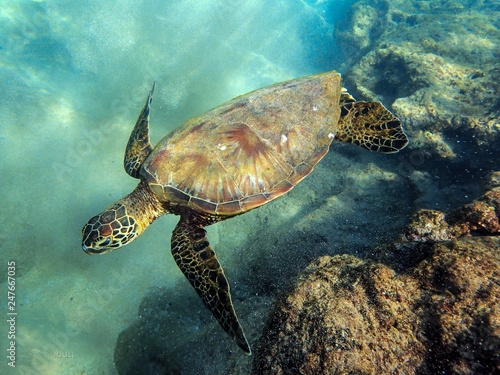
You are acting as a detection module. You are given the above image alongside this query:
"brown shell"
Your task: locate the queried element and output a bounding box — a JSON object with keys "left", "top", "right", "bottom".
{"left": 141, "top": 71, "right": 342, "bottom": 216}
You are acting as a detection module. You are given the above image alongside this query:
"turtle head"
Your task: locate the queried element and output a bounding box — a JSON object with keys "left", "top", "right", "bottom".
{"left": 82, "top": 203, "right": 139, "bottom": 254}
{"left": 82, "top": 180, "right": 166, "bottom": 254}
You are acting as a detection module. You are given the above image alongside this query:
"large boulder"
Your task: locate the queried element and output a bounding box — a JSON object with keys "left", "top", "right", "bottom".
{"left": 253, "top": 236, "right": 500, "bottom": 375}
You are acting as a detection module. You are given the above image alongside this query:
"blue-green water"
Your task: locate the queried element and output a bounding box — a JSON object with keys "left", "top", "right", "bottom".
{"left": 1, "top": 0, "right": 498, "bottom": 374}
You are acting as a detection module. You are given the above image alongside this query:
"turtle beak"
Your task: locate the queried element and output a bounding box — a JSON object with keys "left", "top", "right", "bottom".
{"left": 82, "top": 243, "right": 110, "bottom": 255}
{"left": 82, "top": 244, "right": 91, "bottom": 253}
{"left": 82, "top": 244, "right": 97, "bottom": 254}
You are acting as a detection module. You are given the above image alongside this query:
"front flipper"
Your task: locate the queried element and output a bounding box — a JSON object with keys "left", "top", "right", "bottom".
{"left": 124, "top": 82, "right": 155, "bottom": 178}
{"left": 171, "top": 215, "right": 251, "bottom": 354}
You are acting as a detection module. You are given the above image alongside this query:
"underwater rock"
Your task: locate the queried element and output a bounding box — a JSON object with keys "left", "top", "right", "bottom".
{"left": 375, "top": 172, "right": 500, "bottom": 271}
{"left": 404, "top": 172, "right": 500, "bottom": 243}
{"left": 334, "top": 0, "right": 390, "bottom": 65}
{"left": 337, "top": 0, "right": 500, "bottom": 171}
{"left": 252, "top": 235, "right": 500, "bottom": 375}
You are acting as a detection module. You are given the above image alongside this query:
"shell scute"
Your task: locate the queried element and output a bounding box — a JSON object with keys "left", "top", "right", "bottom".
{"left": 142, "top": 71, "right": 342, "bottom": 215}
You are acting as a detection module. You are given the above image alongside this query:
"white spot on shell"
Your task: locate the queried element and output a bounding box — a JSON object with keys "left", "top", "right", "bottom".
{"left": 217, "top": 143, "right": 227, "bottom": 151}
{"left": 328, "top": 133, "right": 335, "bottom": 139}
{"left": 312, "top": 105, "right": 318, "bottom": 111}
{"left": 281, "top": 134, "right": 288, "bottom": 143}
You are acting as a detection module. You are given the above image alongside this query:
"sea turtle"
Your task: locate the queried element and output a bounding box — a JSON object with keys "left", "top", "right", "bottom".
{"left": 82, "top": 71, "right": 408, "bottom": 354}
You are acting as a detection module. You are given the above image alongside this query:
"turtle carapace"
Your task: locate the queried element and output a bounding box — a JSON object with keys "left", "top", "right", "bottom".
{"left": 82, "top": 71, "right": 408, "bottom": 354}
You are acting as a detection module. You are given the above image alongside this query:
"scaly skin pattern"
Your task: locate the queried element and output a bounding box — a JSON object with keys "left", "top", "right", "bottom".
{"left": 337, "top": 100, "right": 408, "bottom": 153}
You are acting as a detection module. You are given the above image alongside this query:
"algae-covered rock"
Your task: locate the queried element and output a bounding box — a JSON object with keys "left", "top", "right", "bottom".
{"left": 377, "top": 172, "right": 500, "bottom": 271}
{"left": 334, "top": 0, "right": 390, "bottom": 64}
{"left": 403, "top": 179, "right": 500, "bottom": 243}
{"left": 253, "top": 236, "right": 500, "bottom": 375}
{"left": 337, "top": 0, "right": 500, "bottom": 171}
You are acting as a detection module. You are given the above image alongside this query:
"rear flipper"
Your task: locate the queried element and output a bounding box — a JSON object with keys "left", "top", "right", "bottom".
{"left": 171, "top": 216, "right": 251, "bottom": 354}
{"left": 336, "top": 100, "right": 409, "bottom": 153}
